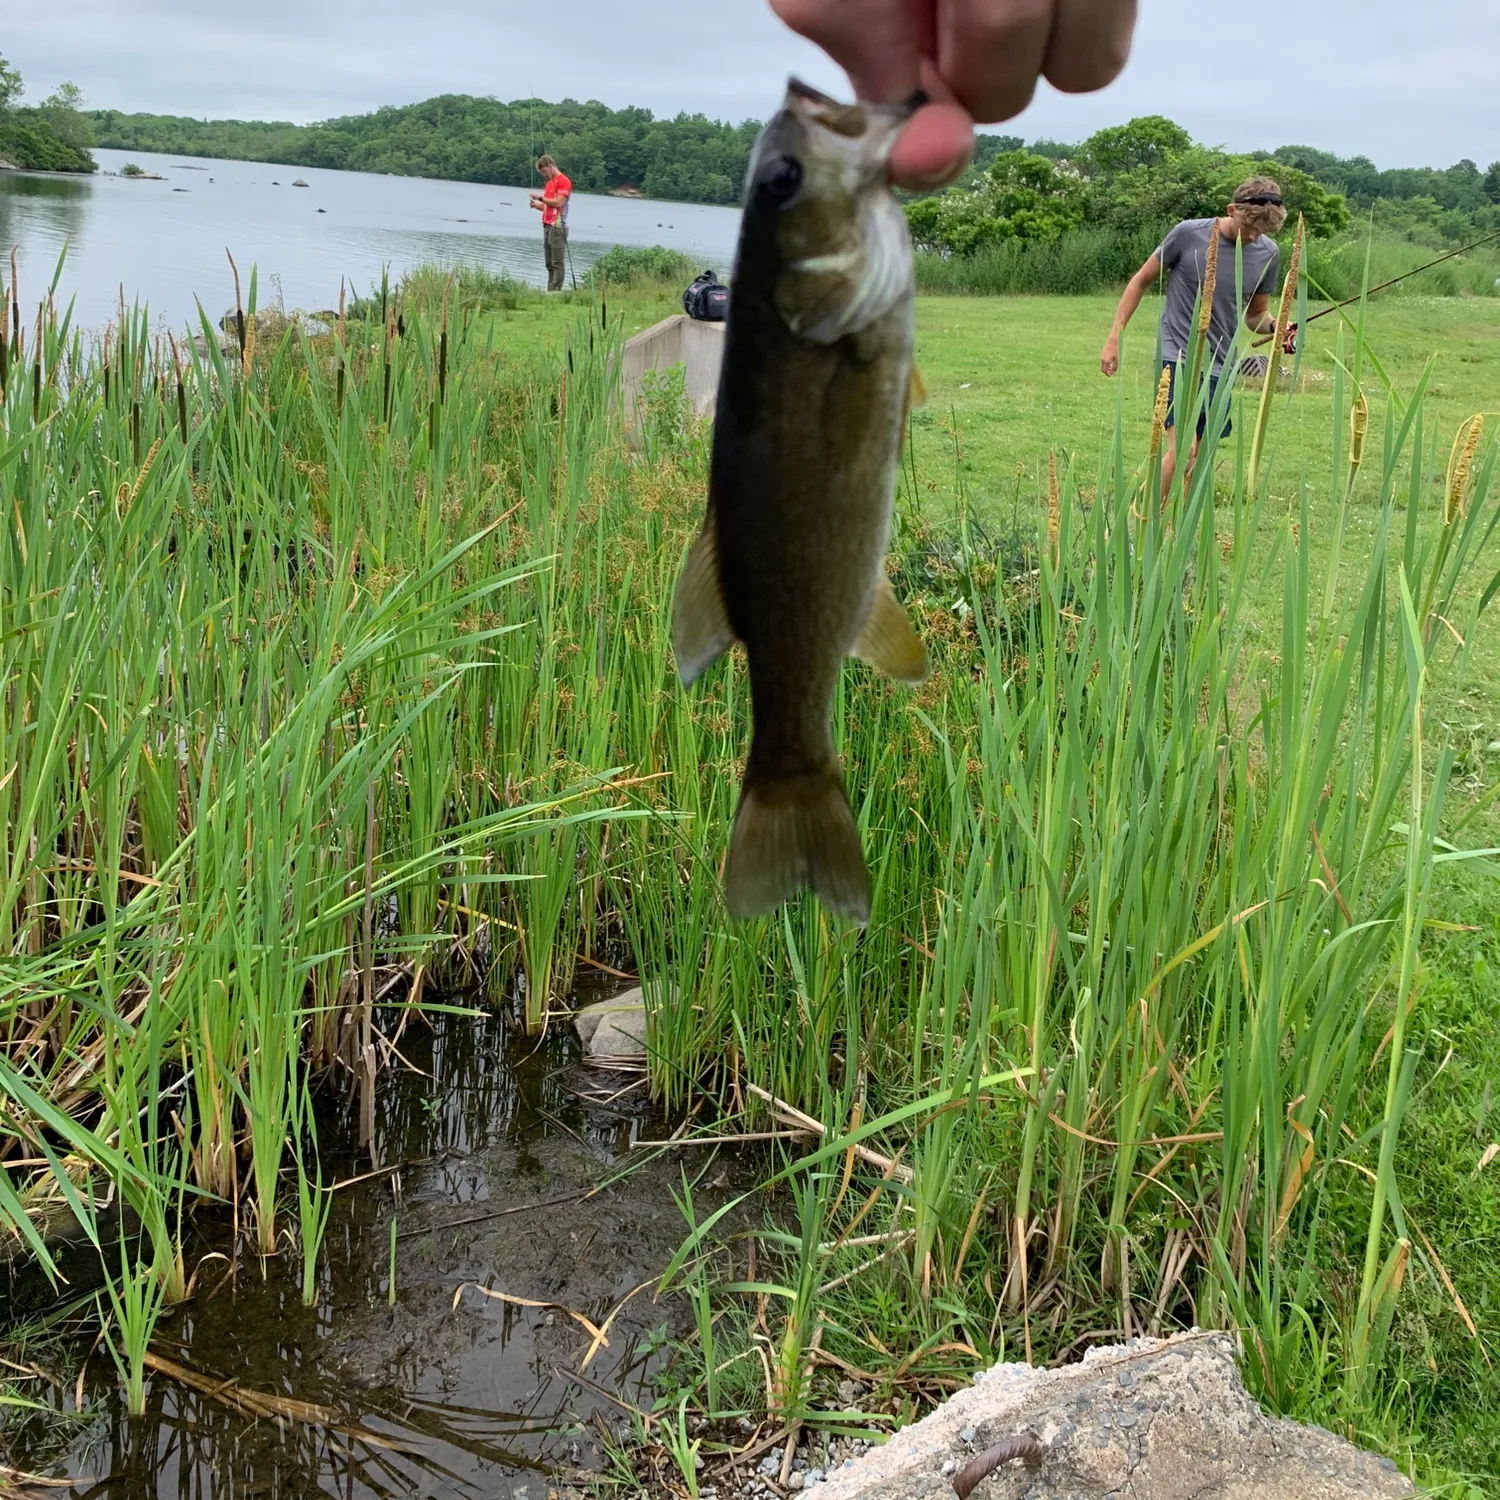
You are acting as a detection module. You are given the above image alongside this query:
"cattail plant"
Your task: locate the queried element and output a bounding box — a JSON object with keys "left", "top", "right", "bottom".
{"left": 1248, "top": 213, "right": 1304, "bottom": 486}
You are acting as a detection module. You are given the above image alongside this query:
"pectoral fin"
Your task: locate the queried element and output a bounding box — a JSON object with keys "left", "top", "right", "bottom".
{"left": 852, "top": 575, "right": 928, "bottom": 683}
{"left": 672, "top": 526, "right": 736, "bottom": 687}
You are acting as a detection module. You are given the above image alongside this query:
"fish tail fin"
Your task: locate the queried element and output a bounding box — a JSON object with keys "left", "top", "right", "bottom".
{"left": 725, "top": 763, "right": 871, "bottom": 926}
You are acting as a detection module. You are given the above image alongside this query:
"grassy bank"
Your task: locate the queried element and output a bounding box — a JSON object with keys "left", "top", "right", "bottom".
{"left": 3, "top": 262, "right": 1499, "bottom": 1495}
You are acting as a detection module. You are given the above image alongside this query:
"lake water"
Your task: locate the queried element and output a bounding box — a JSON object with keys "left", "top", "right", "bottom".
{"left": 0, "top": 148, "right": 743, "bottom": 334}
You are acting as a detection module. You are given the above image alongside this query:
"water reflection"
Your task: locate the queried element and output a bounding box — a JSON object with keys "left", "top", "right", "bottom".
{"left": 0, "top": 171, "right": 89, "bottom": 283}
{"left": 10, "top": 1003, "right": 677, "bottom": 1500}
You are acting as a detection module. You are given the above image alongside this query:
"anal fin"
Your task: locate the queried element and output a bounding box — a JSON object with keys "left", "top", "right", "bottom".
{"left": 672, "top": 525, "right": 735, "bottom": 686}
{"left": 852, "top": 575, "right": 928, "bottom": 683}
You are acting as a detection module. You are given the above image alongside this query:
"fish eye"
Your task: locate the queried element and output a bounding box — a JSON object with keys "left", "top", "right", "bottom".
{"left": 758, "top": 156, "right": 803, "bottom": 207}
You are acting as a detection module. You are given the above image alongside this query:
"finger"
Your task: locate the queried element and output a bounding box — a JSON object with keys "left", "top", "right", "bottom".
{"left": 937, "top": 0, "right": 1054, "bottom": 123}
{"left": 890, "top": 102, "right": 974, "bottom": 188}
{"left": 1043, "top": 0, "right": 1137, "bottom": 93}
{"left": 768, "top": 0, "right": 923, "bottom": 103}
{"left": 889, "top": 66, "right": 973, "bottom": 189}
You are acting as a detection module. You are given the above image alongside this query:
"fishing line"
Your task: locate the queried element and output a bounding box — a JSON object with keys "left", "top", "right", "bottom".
{"left": 1307, "top": 226, "right": 1500, "bottom": 325}
{"left": 1259, "top": 226, "right": 1500, "bottom": 349}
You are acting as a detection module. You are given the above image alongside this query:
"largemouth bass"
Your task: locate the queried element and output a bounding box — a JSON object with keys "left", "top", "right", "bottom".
{"left": 672, "top": 80, "right": 929, "bottom": 927}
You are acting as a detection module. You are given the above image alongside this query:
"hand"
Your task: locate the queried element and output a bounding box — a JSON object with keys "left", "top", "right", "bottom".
{"left": 1100, "top": 336, "right": 1120, "bottom": 377}
{"left": 770, "top": 0, "right": 1138, "bottom": 188}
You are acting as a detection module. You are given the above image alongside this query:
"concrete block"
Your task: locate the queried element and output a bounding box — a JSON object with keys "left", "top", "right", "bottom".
{"left": 617, "top": 313, "right": 724, "bottom": 440}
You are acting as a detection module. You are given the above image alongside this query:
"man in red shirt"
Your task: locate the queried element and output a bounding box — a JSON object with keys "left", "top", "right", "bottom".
{"left": 529, "top": 155, "right": 572, "bottom": 292}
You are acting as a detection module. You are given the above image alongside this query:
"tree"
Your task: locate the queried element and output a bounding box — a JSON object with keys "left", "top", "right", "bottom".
{"left": 0, "top": 53, "right": 21, "bottom": 113}
{"left": 41, "top": 81, "right": 91, "bottom": 151}
{"left": 1082, "top": 115, "right": 1192, "bottom": 177}
{"left": 906, "top": 151, "right": 1088, "bottom": 254}
{"left": 1486, "top": 161, "right": 1500, "bottom": 205}
{"left": 44, "top": 81, "right": 84, "bottom": 112}
{"left": 1094, "top": 147, "right": 1349, "bottom": 240}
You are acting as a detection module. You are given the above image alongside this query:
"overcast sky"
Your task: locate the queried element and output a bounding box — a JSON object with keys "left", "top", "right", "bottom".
{"left": 5, "top": 0, "right": 1497, "bottom": 169}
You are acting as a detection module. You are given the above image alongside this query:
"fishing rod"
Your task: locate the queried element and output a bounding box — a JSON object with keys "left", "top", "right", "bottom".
{"left": 1265, "top": 226, "right": 1500, "bottom": 351}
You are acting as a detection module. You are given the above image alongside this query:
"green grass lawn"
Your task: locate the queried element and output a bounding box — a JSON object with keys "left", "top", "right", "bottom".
{"left": 479, "top": 283, "right": 1500, "bottom": 1489}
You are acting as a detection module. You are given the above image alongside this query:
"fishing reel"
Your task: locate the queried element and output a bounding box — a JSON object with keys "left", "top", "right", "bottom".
{"left": 1281, "top": 323, "right": 1299, "bottom": 357}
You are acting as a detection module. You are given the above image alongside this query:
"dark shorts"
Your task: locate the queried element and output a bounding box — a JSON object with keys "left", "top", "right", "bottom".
{"left": 1162, "top": 360, "right": 1231, "bottom": 440}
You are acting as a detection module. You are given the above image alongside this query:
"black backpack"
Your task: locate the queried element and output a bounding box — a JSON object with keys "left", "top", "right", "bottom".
{"left": 683, "top": 269, "right": 730, "bottom": 322}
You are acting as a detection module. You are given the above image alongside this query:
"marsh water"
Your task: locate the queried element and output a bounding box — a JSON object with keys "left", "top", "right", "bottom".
{"left": 0, "top": 148, "right": 743, "bottom": 332}
{"left": 4, "top": 995, "right": 742, "bottom": 1498}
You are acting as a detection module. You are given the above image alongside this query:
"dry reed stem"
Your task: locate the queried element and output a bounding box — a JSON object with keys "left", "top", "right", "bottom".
{"left": 225, "top": 248, "right": 245, "bottom": 361}
{"left": 141, "top": 1350, "right": 414, "bottom": 1451}
{"left": 745, "top": 1082, "right": 914, "bottom": 1183}
{"left": 0, "top": 1463, "right": 74, "bottom": 1489}
{"left": 452, "top": 1282, "right": 607, "bottom": 1344}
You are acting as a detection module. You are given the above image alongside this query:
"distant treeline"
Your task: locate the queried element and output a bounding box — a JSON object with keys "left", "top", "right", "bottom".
{"left": 88, "top": 91, "right": 1500, "bottom": 252}
{"left": 87, "top": 96, "right": 761, "bottom": 205}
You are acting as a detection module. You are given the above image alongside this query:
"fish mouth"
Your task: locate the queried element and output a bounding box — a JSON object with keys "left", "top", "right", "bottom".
{"left": 783, "top": 78, "right": 924, "bottom": 139}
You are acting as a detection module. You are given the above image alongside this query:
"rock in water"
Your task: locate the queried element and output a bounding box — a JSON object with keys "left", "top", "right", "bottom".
{"left": 572, "top": 987, "right": 654, "bottom": 1063}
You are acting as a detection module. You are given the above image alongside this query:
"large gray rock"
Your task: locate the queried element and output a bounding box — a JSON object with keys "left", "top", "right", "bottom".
{"left": 572, "top": 987, "right": 650, "bottom": 1062}
{"left": 817, "top": 1333, "right": 1414, "bottom": 1500}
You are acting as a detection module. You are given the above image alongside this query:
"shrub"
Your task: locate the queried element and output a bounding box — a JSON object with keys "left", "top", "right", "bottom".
{"left": 907, "top": 152, "right": 1089, "bottom": 256}
{"left": 914, "top": 226, "right": 1165, "bottom": 296}
{"left": 583, "top": 243, "right": 697, "bottom": 288}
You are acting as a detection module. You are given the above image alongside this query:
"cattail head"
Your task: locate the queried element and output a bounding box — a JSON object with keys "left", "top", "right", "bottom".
{"left": 1198, "top": 229, "right": 1220, "bottom": 339}
{"left": 1149, "top": 365, "right": 1173, "bottom": 461}
{"left": 1447, "top": 413, "right": 1484, "bottom": 524}
{"left": 1047, "top": 450, "right": 1060, "bottom": 560}
{"left": 1349, "top": 388, "right": 1369, "bottom": 476}
{"left": 1273, "top": 216, "right": 1304, "bottom": 353}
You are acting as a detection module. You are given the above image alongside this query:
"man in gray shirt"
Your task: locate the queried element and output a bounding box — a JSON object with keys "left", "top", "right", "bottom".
{"left": 1100, "top": 177, "right": 1287, "bottom": 492}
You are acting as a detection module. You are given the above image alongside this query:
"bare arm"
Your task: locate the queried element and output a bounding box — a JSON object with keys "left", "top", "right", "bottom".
{"left": 769, "top": 0, "right": 1138, "bottom": 189}
{"left": 1245, "top": 292, "right": 1273, "bottom": 334}
{"left": 1100, "top": 253, "right": 1161, "bottom": 376}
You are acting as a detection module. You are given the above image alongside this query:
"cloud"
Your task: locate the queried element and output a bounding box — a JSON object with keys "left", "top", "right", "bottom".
{"left": 5, "top": 0, "right": 1496, "bottom": 166}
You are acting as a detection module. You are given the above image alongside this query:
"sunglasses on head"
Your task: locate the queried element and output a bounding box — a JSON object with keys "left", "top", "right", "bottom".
{"left": 1234, "top": 193, "right": 1284, "bottom": 206}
